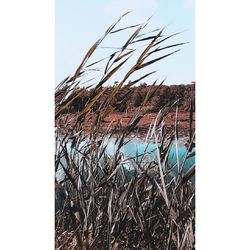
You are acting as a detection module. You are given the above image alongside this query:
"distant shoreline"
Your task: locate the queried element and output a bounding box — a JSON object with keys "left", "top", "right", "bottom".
{"left": 56, "top": 111, "right": 195, "bottom": 139}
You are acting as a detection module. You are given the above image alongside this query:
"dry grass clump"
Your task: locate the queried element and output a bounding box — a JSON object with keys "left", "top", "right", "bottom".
{"left": 55, "top": 13, "right": 195, "bottom": 250}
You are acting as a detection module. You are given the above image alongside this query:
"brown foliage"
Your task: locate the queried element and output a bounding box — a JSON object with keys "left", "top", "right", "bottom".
{"left": 56, "top": 82, "right": 195, "bottom": 114}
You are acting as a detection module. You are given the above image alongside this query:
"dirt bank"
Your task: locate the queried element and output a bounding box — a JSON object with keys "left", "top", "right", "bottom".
{"left": 56, "top": 111, "right": 195, "bottom": 138}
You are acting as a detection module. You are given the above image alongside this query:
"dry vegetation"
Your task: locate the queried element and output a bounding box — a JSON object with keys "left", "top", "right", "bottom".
{"left": 56, "top": 83, "right": 195, "bottom": 114}
{"left": 55, "top": 13, "right": 195, "bottom": 250}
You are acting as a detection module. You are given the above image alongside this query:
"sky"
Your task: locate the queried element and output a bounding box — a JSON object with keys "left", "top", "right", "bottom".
{"left": 55, "top": 0, "right": 194, "bottom": 86}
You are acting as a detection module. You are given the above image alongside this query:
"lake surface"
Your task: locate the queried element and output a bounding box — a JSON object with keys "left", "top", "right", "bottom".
{"left": 105, "top": 137, "right": 195, "bottom": 172}
{"left": 56, "top": 137, "right": 195, "bottom": 181}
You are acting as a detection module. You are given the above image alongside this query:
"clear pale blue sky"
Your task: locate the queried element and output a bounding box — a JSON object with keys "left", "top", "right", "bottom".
{"left": 55, "top": 0, "right": 194, "bottom": 85}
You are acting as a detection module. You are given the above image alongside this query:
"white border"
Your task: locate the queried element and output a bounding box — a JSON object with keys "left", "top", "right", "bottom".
{"left": 0, "top": 1, "right": 54, "bottom": 249}
{"left": 197, "top": 0, "right": 250, "bottom": 249}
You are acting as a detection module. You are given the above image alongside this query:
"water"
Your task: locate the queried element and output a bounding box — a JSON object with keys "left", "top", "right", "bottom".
{"left": 56, "top": 137, "right": 195, "bottom": 181}
{"left": 105, "top": 137, "right": 195, "bottom": 173}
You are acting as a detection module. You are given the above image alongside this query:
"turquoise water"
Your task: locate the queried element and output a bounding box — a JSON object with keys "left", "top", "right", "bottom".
{"left": 56, "top": 138, "right": 195, "bottom": 181}
{"left": 105, "top": 138, "right": 195, "bottom": 174}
